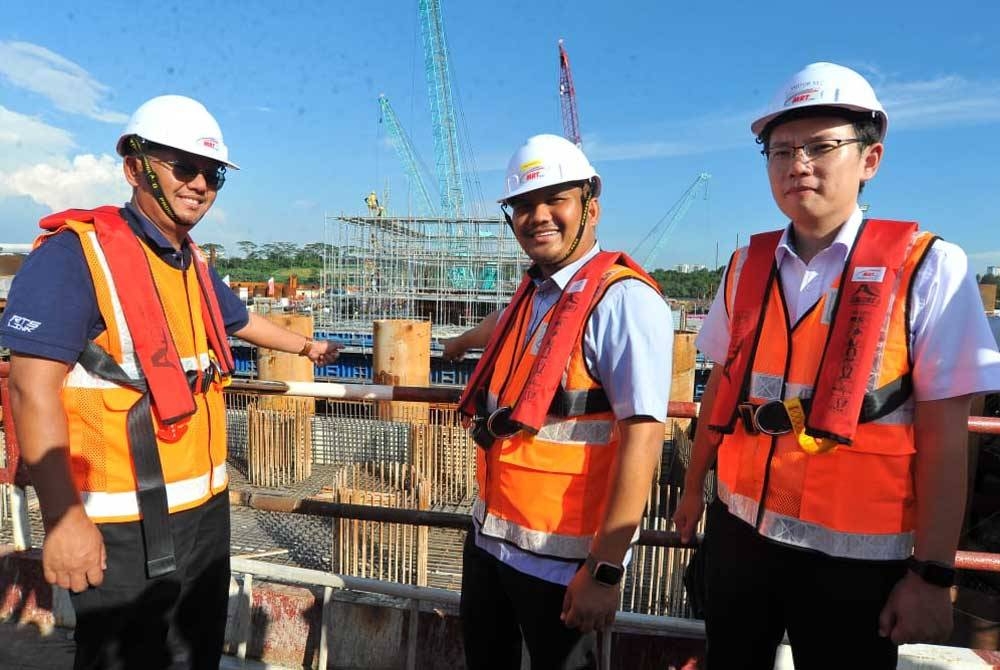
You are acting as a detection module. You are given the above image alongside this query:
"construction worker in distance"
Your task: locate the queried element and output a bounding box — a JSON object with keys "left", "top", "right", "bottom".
{"left": 365, "top": 190, "right": 381, "bottom": 216}
{"left": 456, "top": 134, "right": 673, "bottom": 668}
{"left": 672, "top": 62, "right": 1000, "bottom": 668}
{"left": 1, "top": 95, "right": 341, "bottom": 668}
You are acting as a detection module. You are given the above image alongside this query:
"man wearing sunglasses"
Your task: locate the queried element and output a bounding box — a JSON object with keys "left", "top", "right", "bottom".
{"left": 672, "top": 62, "right": 1000, "bottom": 668}
{"left": 1, "top": 94, "right": 341, "bottom": 668}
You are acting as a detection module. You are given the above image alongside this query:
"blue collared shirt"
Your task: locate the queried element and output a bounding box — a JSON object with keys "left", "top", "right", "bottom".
{"left": 1, "top": 203, "right": 249, "bottom": 363}
{"left": 475, "top": 243, "right": 674, "bottom": 585}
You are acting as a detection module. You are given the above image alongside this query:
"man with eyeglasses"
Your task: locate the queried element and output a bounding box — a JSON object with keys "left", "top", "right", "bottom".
{"left": 1, "top": 94, "right": 341, "bottom": 668}
{"left": 672, "top": 62, "right": 1000, "bottom": 668}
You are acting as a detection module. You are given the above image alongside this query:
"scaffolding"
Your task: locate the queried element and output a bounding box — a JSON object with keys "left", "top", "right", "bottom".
{"left": 320, "top": 214, "right": 525, "bottom": 337}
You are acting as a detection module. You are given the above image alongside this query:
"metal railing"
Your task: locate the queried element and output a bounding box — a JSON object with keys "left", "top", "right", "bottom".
{"left": 1, "top": 372, "right": 998, "bottom": 669}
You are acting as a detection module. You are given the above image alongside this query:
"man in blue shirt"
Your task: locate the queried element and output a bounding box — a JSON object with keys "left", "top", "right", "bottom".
{"left": 457, "top": 135, "right": 673, "bottom": 669}
{"left": 1, "top": 94, "right": 340, "bottom": 669}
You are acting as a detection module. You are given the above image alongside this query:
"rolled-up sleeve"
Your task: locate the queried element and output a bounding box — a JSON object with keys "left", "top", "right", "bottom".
{"left": 585, "top": 279, "right": 673, "bottom": 422}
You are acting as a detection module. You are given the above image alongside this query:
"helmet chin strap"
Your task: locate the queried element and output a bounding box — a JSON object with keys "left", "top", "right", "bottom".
{"left": 550, "top": 186, "right": 593, "bottom": 267}
{"left": 128, "top": 136, "right": 184, "bottom": 226}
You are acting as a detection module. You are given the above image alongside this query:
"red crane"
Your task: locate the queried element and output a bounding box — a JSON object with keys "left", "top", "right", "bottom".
{"left": 558, "top": 39, "right": 582, "bottom": 148}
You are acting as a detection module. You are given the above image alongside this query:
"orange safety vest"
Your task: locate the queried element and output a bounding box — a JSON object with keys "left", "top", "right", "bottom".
{"left": 712, "top": 220, "right": 937, "bottom": 560}
{"left": 469, "top": 252, "right": 661, "bottom": 559}
{"left": 36, "top": 209, "right": 232, "bottom": 524}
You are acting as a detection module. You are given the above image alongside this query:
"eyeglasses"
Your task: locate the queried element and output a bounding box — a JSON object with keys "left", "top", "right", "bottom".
{"left": 146, "top": 155, "right": 226, "bottom": 190}
{"left": 762, "top": 138, "right": 864, "bottom": 166}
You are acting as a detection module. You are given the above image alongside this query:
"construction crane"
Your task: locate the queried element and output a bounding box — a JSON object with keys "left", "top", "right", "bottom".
{"left": 419, "top": 0, "right": 465, "bottom": 217}
{"left": 558, "top": 39, "right": 582, "bottom": 148}
{"left": 632, "top": 173, "right": 712, "bottom": 268}
{"left": 377, "top": 94, "right": 437, "bottom": 216}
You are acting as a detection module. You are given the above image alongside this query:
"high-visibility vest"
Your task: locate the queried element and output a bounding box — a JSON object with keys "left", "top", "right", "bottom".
{"left": 37, "top": 211, "right": 231, "bottom": 523}
{"left": 472, "top": 254, "right": 661, "bottom": 560}
{"left": 713, "top": 221, "right": 937, "bottom": 560}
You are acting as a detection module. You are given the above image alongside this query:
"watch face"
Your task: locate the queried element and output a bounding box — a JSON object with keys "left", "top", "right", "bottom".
{"left": 594, "top": 562, "right": 624, "bottom": 586}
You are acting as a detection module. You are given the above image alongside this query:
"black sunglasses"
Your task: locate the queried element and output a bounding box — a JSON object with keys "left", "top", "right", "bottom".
{"left": 147, "top": 155, "right": 226, "bottom": 190}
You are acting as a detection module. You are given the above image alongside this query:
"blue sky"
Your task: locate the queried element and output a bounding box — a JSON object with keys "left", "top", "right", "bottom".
{"left": 1, "top": 1, "right": 998, "bottom": 273}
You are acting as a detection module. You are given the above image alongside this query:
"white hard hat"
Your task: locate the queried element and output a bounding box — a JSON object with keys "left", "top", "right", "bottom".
{"left": 116, "top": 95, "right": 239, "bottom": 169}
{"left": 499, "top": 134, "right": 600, "bottom": 203}
{"left": 751, "top": 62, "right": 888, "bottom": 141}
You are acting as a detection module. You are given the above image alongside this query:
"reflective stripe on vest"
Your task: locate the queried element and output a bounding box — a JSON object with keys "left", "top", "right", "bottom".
{"left": 475, "top": 255, "right": 660, "bottom": 560}
{"left": 714, "top": 227, "right": 936, "bottom": 560}
{"left": 718, "top": 480, "right": 915, "bottom": 560}
{"left": 81, "top": 463, "right": 228, "bottom": 522}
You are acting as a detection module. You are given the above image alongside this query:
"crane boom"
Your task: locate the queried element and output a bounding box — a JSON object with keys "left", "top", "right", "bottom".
{"left": 633, "top": 173, "right": 712, "bottom": 268}
{"left": 558, "top": 39, "right": 582, "bottom": 148}
{"left": 378, "top": 94, "right": 437, "bottom": 216}
{"left": 419, "top": 0, "right": 465, "bottom": 217}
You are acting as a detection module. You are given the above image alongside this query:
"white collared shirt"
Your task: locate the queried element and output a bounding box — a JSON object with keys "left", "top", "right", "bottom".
{"left": 697, "top": 206, "right": 1000, "bottom": 401}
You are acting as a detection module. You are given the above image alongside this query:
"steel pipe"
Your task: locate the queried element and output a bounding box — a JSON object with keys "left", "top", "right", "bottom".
{"left": 225, "top": 378, "right": 703, "bottom": 419}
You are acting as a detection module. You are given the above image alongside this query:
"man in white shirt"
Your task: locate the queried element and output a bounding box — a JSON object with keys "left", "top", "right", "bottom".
{"left": 673, "top": 62, "right": 1000, "bottom": 669}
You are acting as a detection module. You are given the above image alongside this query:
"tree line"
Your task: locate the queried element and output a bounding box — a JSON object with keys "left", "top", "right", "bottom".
{"left": 650, "top": 266, "right": 725, "bottom": 301}
{"left": 203, "top": 240, "right": 726, "bottom": 300}
{"left": 200, "top": 241, "right": 335, "bottom": 284}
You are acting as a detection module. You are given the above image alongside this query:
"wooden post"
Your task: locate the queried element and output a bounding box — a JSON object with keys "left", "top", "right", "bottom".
{"left": 670, "top": 330, "right": 698, "bottom": 434}
{"left": 247, "top": 313, "right": 315, "bottom": 486}
{"left": 372, "top": 320, "right": 430, "bottom": 426}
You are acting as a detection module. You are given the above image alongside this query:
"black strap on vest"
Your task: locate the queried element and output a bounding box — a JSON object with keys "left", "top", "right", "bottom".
{"left": 802, "top": 373, "right": 913, "bottom": 425}
{"left": 77, "top": 341, "right": 177, "bottom": 578}
{"left": 548, "top": 387, "right": 611, "bottom": 417}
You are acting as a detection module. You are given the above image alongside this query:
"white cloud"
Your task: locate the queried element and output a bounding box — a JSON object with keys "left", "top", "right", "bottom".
{"left": 0, "top": 105, "right": 76, "bottom": 169}
{"left": 0, "top": 154, "right": 130, "bottom": 212}
{"left": 881, "top": 75, "right": 1000, "bottom": 129}
{"left": 0, "top": 41, "right": 128, "bottom": 123}
{"left": 581, "top": 72, "right": 1000, "bottom": 164}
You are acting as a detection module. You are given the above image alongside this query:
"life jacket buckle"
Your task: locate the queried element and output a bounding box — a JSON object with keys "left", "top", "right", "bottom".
{"left": 486, "top": 406, "right": 521, "bottom": 439}
{"left": 738, "top": 401, "right": 793, "bottom": 436}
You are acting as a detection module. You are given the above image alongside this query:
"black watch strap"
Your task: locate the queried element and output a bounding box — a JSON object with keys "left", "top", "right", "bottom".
{"left": 905, "top": 556, "right": 956, "bottom": 588}
{"left": 585, "top": 554, "right": 624, "bottom": 587}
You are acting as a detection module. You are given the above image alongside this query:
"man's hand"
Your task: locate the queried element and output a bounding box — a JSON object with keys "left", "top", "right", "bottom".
{"left": 306, "top": 340, "right": 343, "bottom": 366}
{"left": 441, "top": 336, "right": 468, "bottom": 362}
{"left": 42, "top": 506, "right": 106, "bottom": 593}
{"left": 560, "top": 566, "right": 620, "bottom": 633}
{"left": 672, "top": 487, "right": 705, "bottom": 545}
{"left": 878, "top": 571, "right": 953, "bottom": 644}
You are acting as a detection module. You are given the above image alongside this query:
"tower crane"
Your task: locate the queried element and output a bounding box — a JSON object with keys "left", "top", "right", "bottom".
{"left": 632, "top": 173, "right": 712, "bottom": 268}
{"left": 558, "top": 39, "right": 582, "bottom": 148}
{"left": 377, "top": 94, "right": 437, "bottom": 216}
{"left": 419, "top": 0, "right": 465, "bottom": 217}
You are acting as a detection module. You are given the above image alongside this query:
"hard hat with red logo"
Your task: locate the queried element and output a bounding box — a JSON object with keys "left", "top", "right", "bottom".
{"left": 116, "top": 95, "right": 239, "bottom": 169}
{"left": 499, "top": 134, "right": 600, "bottom": 203}
{"left": 751, "top": 62, "right": 888, "bottom": 141}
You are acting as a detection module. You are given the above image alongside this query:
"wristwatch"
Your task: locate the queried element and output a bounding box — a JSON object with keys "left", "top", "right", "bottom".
{"left": 585, "top": 554, "right": 624, "bottom": 587}
{"left": 905, "top": 556, "right": 956, "bottom": 588}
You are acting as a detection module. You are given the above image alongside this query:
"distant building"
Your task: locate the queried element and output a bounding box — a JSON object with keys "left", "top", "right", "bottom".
{"left": 986, "top": 266, "right": 1000, "bottom": 277}
{"left": 674, "top": 263, "right": 707, "bottom": 274}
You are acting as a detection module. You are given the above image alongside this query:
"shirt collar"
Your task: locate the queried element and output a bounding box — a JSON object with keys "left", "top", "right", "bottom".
{"left": 775, "top": 205, "right": 864, "bottom": 266}
{"left": 123, "top": 202, "right": 189, "bottom": 254}
{"left": 530, "top": 242, "right": 601, "bottom": 290}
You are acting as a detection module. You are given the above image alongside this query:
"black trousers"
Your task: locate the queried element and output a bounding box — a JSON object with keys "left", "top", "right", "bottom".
{"left": 460, "top": 533, "right": 598, "bottom": 670}
{"left": 703, "top": 499, "right": 906, "bottom": 670}
{"left": 70, "top": 491, "right": 231, "bottom": 670}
